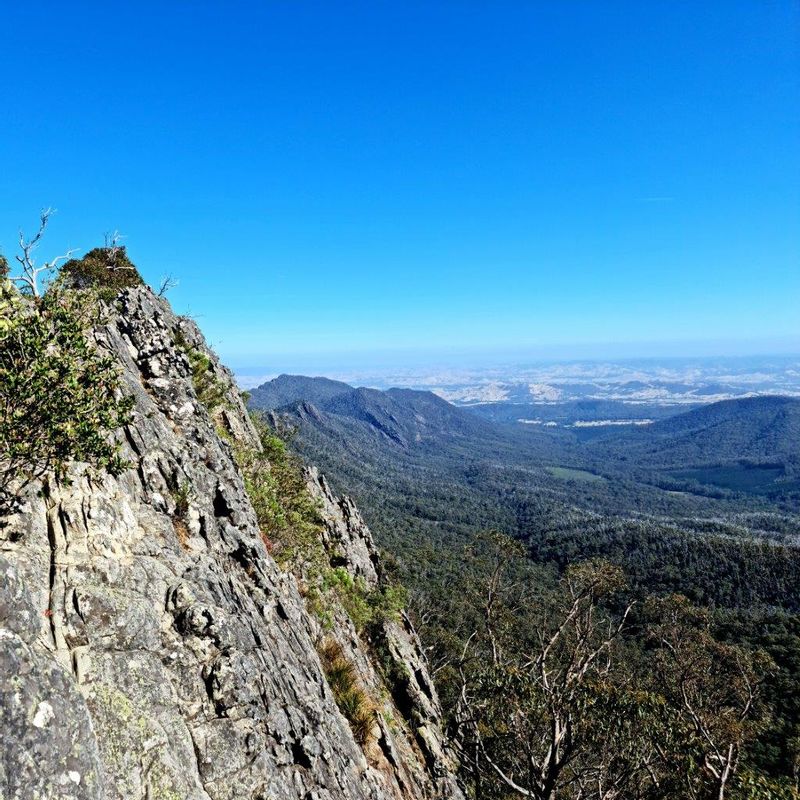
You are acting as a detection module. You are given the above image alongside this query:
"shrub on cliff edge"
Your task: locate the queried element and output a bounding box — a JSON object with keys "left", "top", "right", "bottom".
{"left": 0, "top": 282, "right": 134, "bottom": 513}
{"left": 58, "top": 245, "right": 144, "bottom": 298}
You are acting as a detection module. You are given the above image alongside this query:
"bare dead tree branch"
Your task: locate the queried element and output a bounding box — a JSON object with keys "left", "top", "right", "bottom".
{"left": 12, "top": 209, "right": 79, "bottom": 297}
{"left": 100, "top": 230, "right": 136, "bottom": 272}
{"left": 157, "top": 275, "right": 179, "bottom": 297}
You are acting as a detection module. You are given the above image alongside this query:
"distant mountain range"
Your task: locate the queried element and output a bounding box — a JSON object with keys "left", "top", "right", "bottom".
{"left": 239, "top": 355, "right": 800, "bottom": 402}
{"left": 249, "top": 375, "right": 800, "bottom": 616}
{"left": 251, "top": 374, "right": 800, "bottom": 474}
{"left": 249, "top": 374, "right": 497, "bottom": 449}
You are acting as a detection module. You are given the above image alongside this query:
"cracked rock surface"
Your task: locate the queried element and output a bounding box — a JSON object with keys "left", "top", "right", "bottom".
{"left": 0, "top": 288, "right": 463, "bottom": 800}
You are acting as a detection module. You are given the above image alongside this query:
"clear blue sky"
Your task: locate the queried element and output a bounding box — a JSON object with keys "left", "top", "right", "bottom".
{"left": 1, "top": 2, "right": 798, "bottom": 370}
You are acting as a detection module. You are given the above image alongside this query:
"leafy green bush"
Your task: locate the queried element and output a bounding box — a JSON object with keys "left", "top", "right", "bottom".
{"left": 0, "top": 283, "right": 134, "bottom": 512}
{"left": 368, "top": 581, "right": 407, "bottom": 626}
{"left": 165, "top": 475, "right": 192, "bottom": 548}
{"left": 171, "top": 327, "right": 229, "bottom": 413}
{"left": 187, "top": 350, "right": 228, "bottom": 412}
{"left": 324, "top": 567, "right": 373, "bottom": 631}
{"left": 58, "top": 246, "right": 143, "bottom": 298}
{"left": 322, "top": 565, "right": 408, "bottom": 635}
{"left": 733, "top": 769, "right": 800, "bottom": 799}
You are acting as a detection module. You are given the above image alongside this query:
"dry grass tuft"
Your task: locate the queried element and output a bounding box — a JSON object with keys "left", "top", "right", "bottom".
{"left": 172, "top": 516, "right": 190, "bottom": 549}
{"left": 319, "top": 638, "right": 376, "bottom": 747}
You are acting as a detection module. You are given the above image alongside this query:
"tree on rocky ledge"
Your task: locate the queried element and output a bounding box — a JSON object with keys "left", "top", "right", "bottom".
{"left": 0, "top": 219, "right": 134, "bottom": 514}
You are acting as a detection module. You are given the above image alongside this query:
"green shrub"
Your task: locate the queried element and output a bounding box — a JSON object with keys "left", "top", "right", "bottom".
{"left": 323, "top": 566, "right": 408, "bottom": 634}
{"left": 369, "top": 582, "right": 407, "bottom": 626}
{"left": 58, "top": 246, "right": 144, "bottom": 298}
{"left": 171, "top": 327, "right": 229, "bottom": 413}
{"left": 0, "top": 283, "right": 134, "bottom": 512}
{"left": 733, "top": 769, "right": 800, "bottom": 799}
{"left": 233, "top": 414, "right": 325, "bottom": 571}
{"left": 187, "top": 350, "right": 228, "bottom": 412}
{"left": 324, "top": 567, "right": 373, "bottom": 632}
{"left": 171, "top": 480, "right": 191, "bottom": 518}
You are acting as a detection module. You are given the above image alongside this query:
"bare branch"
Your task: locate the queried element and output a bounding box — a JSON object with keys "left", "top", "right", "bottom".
{"left": 104, "top": 230, "right": 123, "bottom": 265}
{"left": 157, "top": 274, "right": 179, "bottom": 297}
{"left": 12, "top": 209, "right": 78, "bottom": 297}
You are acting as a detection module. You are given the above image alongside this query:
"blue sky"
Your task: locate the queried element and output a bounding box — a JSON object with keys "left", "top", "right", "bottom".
{"left": 1, "top": 2, "right": 798, "bottom": 370}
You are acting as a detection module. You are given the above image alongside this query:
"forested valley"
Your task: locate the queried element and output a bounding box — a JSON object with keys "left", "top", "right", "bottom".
{"left": 252, "top": 375, "right": 800, "bottom": 798}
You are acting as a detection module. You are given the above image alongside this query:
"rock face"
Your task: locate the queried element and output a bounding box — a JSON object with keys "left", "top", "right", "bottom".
{"left": 0, "top": 288, "right": 463, "bottom": 800}
{"left": 305, "top": 469, "right": 463, "bottom": 800}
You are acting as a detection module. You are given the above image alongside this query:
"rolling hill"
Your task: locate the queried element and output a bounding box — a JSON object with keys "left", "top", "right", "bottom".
{"left": 587, "top": 396, "right": 800, "bottom": 498}
{"left": 249, "top": 377, "right": 800, "bottom": 609}
{"left": 594, "top": 396, "right": 800, "bottom": 466}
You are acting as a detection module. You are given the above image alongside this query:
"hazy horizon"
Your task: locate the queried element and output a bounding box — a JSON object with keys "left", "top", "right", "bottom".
{"left": 231, "top": 339, "right": 800, "bottom": 386}
{"left": 234, "top": 350, "right": 800, "bottom": 400}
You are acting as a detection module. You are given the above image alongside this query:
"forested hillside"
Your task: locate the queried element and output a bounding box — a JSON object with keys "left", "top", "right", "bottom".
{"left": 249, "top": 373, "right": 353, "bottom": 409}
{"left": 251, "top": 375, "right": 800, "bottom": 796}
{"left": 590, "top": 395, "right": 799, "bottom": 463}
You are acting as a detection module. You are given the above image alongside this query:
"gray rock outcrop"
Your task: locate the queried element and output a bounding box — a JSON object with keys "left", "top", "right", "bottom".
{"left": 0, "top": 288, "right": 463, "bottom": 800}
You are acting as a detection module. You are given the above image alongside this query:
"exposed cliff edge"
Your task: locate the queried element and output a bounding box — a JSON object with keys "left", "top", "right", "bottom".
{"left": 0, "top": 287, "right": 463, "bottom": 800}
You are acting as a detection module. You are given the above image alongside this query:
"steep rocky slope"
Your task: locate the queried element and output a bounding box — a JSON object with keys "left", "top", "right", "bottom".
{"left": 0, "top": 288, "right": 462, "bottom": 800}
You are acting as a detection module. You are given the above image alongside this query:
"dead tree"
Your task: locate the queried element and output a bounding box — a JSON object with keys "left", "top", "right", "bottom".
{"left": 13, "top": 208, "right": 78, "bottom": 297}
{"left": 157, "top": 274, "right": 179, "bottom": 297}
{"left": 103, "top": 230, "right": 127, "bottom": 270}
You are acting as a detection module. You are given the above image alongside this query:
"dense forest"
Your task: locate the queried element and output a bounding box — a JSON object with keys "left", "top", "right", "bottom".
{"left": 251, "top": 375, "right": 800, "bottom": 797}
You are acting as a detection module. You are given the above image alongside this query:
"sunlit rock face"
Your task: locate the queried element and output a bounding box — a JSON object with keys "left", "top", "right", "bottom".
{"left": 0, "top": 287, "right": 463, "bottom": 800}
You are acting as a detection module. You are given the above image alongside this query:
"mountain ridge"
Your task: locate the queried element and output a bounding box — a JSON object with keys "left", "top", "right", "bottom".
{"left": 250, "top": 375, "right": 800, "bottom": 473}
{"left": 591, "top": 394, "right": 800, "bottom": 468}
{"left": 0, "top": 290, "right": 463, "bottom": 800}
{"left": 256, "top": 374, "right": 800, "bottom": 616}
{"left": 248, "top": 373, "right": 354, "bottom": 410}
{"left": 253, "top": 374, "right": 498, "bottom": 450}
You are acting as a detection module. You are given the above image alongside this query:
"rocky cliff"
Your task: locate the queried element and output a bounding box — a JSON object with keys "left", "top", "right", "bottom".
{"left": 0, "top": 288, "right": 463, "bottom": 800}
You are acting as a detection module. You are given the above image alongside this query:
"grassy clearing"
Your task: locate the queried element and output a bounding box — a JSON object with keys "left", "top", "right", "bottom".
{"left": 547, "top": 466, "right": 606, "bottom": 483}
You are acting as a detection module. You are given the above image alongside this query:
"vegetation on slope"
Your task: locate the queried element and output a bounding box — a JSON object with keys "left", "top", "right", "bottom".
{"left": 232, "top": 414, "right": 326, "bottom": 571}
{"left": 0, "top": 215, "right": 147, "bottom": 513}
{"left": 58, "top": 243, "right": 144, "bottom": 298}
{"left": 228, "top": 411, "right": 408, "bottom": 752}
{"left": 318, "top": 638, "right": 377, "bottom": 747}
{"left": 421, "top": 531, "right": 794, "bottom": 799}
{"left": 0, "top": 275, "right": 133, "bottom": 513}
{"left": 258, "top": 381, "right": 800, "bottom": 796}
